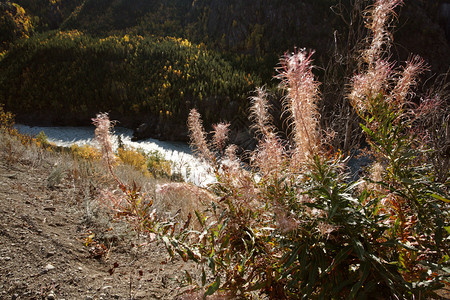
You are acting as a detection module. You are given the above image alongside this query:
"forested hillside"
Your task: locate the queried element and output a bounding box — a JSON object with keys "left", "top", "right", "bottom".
{"left": 0, "top": 0, "right": 448, "bottom": 141}
{"left": 0, "top": 32, "right": 258, "bottom": 140}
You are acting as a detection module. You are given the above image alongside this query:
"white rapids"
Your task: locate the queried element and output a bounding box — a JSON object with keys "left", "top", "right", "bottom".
{"left": 15, "top": 124, "right": 215, "bottom": 186}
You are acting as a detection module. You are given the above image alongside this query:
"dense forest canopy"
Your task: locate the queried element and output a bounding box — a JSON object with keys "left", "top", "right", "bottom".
{"left": 0, "top": 0, "right": 448, "bottom": 142}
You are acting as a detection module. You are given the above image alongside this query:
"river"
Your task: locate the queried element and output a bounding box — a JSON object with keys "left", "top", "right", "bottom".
{"left": 15, "top": 124, "right": 214, "bottom": 186}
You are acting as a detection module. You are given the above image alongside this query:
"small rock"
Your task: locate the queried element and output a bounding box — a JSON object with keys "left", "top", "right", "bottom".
{"left": 134, "top": 291, "right": 146, "bottom": 298}
{"left": 44, "top": 264, "right": 55, "bottom": 271}
{"left": 46, "top": 252, "right": 55, "bottom": 258}
{"left": 102, "top": 286, "right": 112, "bottom": 290}
{"left": 3, "top": 257, "right": 11, "bottom": 261}
{"left": 44, "top": 207, "right": 56, "bottom": 212}
{"left": 85, "top": 296, "right": 93, "bottom": 300}
{"left": 47, "top": 292, "right": 55, "bottom": 300}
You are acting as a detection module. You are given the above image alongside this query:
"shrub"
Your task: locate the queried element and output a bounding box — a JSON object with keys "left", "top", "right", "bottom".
{"left": 146, "top": 150, "right": 172, "bottom": 179}
{"left": 93, "top": 113, "right": 157, "bottom": 233}
{"left": 70, "top": 144, "right": 102, "bottom": 161}
{"left": 0, "top": 104, "right": 15, "bottom": 130}
{"left": 117, "top": 146, "right": 147, "bottom": 173}
{"left": 0, "top": 104, "right": 33, "bottom": 145}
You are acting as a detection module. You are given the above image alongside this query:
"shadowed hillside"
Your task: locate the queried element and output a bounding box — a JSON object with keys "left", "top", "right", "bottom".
{"left": 0, "top": 0, "right": 448, "bottom": 143}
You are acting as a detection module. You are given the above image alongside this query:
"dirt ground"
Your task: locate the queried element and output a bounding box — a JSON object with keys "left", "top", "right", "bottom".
{"left": 0, "top": 157, "right": 197, "bottom": 300}
{"left": 0, "top": 138, "right": 448, "bottom": 300}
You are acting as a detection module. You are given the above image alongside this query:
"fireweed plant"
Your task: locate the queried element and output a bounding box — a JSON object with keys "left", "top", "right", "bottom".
{"left": 92, "top": 113, "right": 157, "bottom": 232}
{"left": 94, "top": 0, "right": 449, "bottom": 298}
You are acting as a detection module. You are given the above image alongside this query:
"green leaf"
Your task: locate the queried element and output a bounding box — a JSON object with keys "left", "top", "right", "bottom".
{"left": 283, "top": 245, "right": 300, "bottom": 269}
{"left": 352, "top": 239, "right": 365, "bottom": 261}
{"left": 323, "top": 246, "right": 352, "bottom": 274}
{"left": 220, "top": 234, "right": 230, "bottom": 250}
{"left": 329, "top": 202, "right": 339, "bottom": 219}
{"left": 195, "top": 210, "right": 205, "bottom": 227}
{"left": 201, "top": 267, "right": 206, "bottom": 287}
{"left": 429, "top": 193, "right": 450, "bottom": 203}
{"left": 360, "top": 124, "right": 374, "bottom": 138}
{"left": 186, "top": 248, "right": 199, "bottom": 263}
{"left": 204, "top": 276, "right": 220, "bottom": 298}
{"left": 400, "top": 177, "right": 414, "bottom": 185}
{"left": 249, "top": 280, "right": 268, "bottom": 291}
{"left": 208, "top": 257, "right": 216, "bottom": 273}
{"left": 185, "top": 270, "right": 192, "bottom": 285}
{"left": 348, "top": 262, "right": 370, "bottom": 299}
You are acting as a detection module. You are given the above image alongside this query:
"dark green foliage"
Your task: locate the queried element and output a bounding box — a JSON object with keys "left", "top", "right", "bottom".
{"left": 0, "top": 2, "right": 33, "bottom": 51}
{"left": 14, "top": 0, "right": 83, "bottom": 30}
{"left": 0, "top": 31, "right": 260, "bottom": 131}
{"left": 1, "top": 0, "right": 449, "bottom": 142}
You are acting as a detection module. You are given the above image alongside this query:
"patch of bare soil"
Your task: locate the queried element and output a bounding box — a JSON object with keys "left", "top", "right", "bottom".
{"left": 0, "top": 158, "right": 195, "bottom": 299}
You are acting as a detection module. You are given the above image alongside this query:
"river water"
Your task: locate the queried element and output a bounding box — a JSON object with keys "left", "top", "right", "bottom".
{"left": 15, "top": 124, "right": 214, "bottom": 186}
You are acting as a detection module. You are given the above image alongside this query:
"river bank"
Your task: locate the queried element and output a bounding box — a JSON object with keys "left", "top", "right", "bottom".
{"left": 15, "top": 124, "right": 214, "bottom": 187}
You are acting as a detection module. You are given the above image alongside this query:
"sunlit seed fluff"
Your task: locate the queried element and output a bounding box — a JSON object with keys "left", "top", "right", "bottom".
{"left": 187, "top": 109, "right": 213, "bottom": 163}
{"left": 252, "top": 132, "right": 285, "bottom": 178}
{"left": 92, "top": 113, "right": 116, "bottom": 164}
{"left": 277, "top": 49, "right": 321, "bottom": 165}
{"left": 249, "top": 87, "right": 272, "bottom": 136}
{"left": 389, "top": 55, "right": 427, "bottom": 106}
{"left": 364, "top": 0, "right": 403, "bottom": 65}
{"left": 212, "top": 122, "right": 230, "bottom": 152}
{"left": 349, "top": 60, "right": 392, "bottom": 112}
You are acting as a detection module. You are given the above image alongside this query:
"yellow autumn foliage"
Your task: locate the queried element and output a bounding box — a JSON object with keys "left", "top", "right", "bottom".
{"left": 70, "top": 144, "right": 101, "bottom": 160}
{"left": 117, "top": 146, "right": 148, "bottom": 173}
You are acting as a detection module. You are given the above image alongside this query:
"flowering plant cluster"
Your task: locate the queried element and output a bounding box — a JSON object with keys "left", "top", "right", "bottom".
{"left": 94, "top": 0, "right": 449, "bottom": 298}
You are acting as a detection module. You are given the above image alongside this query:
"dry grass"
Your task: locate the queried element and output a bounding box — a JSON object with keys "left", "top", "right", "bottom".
{"left": 0, "top": 128, "right": 199, "bottom": 246}
{"left": 154, "top": 182, "right": 216, "bottom": 227}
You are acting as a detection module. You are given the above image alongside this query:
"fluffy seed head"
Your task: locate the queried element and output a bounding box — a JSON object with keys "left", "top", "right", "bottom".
{"left": 188, "top": 109, "right": 213, "bottom": 163}
{"left": 389, "top": 55, "right": 427, "bottom": 106}
{"left": 274, "top": 207, "right": 300, "bottom": 233}
{"left": 364, "top": 0, "right": 403, "bottom": 65}
{"left": 252, "top": 132, "right": 285, "bottom": 178}
{"left": 92, "top": 113, "right": 116, "bottom": 164}
{"left": 212, "top": 122, "right": 230, "bottom": 152}
{"left": 349, "top": 59, "right": 393, "bottom": 112}
{"left": 249, "top": 87, "right": 272, "bottom": 136}
{"left": 277, "top": 49, "right": 321, "bottom": 165}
